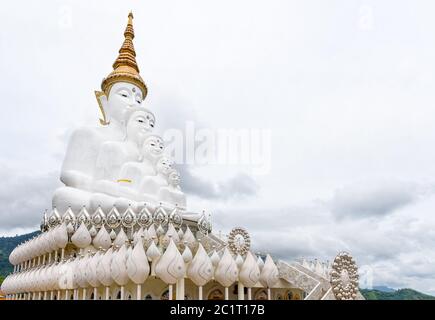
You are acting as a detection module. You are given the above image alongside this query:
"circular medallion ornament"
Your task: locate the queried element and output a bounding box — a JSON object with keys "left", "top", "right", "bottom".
{"left": 48, "top": 215, "right": 58, "bottom": 227}
{"left": 92, "top": 207, "right": 106, "bottom": 228}
{"left": 330, "top": 252, "right": 359, "bottom": 300}
{"left": 77, "top": 206, "right": 91, "bottom": 226}
{"left": 62, "top": 208, "right": 76, "bottom": 226}
{"left": 106, "top": 207, "right": 121, "bottom": 229}
{"left": 154, "top": 206, "right": 168, "bottom": 226}
{"left": 49, "top": 208, "right": 62, "bottom": 228}
{"left": 227, "top": 227, "right": 251, "bottom": 256}
{"left": 169, "top": 208, "right": 183, "bottom": 228}
{"left": 122, "top": 207, "right": 136, "bottom": 228}
{"left": 197, "top": 213, "right": 210, "bottom": 235}
{"left": 137, "top": 207, "right": 153, "bottom": 228}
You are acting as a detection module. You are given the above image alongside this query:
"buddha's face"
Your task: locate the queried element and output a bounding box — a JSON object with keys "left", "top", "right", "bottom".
{"left": 168, "top": 171, "right": 181, "bottom": 187}
{"left": 143, "top": 135, "right": 164, "bottom": 157}
{"left": 107, "top": 82, "right": 143, "bottom": 123}
{"left": 126, "top": 110, "right": 150, "bottom": 145}
{"left": 156, "top": 157, "right": 173, "bottom": 176}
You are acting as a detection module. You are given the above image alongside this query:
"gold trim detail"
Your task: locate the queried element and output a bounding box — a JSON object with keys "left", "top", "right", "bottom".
{"left": 101, "top": 12, "right": 147, "bottom": 99}
{"left": 94, "top": 90, "right": 109, "bottom": 125}
{"left": 117, "top": 179, "right": 132, "bottom": 183}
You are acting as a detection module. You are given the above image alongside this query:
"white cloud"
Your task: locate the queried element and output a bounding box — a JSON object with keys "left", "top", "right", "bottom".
{"left": 179, "top": 165, "right": 259, "bottom": 200}
{"left": 209, "top": 186, "right": 435, "bottom": 295}
{"left": 0, "top": 162, "right": 61, "bottom": 232}
{"left": 329, "top": 179, "right": 427, "bottom": 219}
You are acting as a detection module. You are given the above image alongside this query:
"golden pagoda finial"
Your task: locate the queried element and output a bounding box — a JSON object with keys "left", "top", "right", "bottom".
{"left": 101, "top": 11, "right": 147, "bottom": 99}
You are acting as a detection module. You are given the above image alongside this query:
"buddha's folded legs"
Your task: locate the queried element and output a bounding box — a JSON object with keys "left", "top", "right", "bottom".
{"left": 52, "top": 187, "right": 92, "bottom": 214}
{"left": 113, "top": 197, "right": 139, "bottom": 212}
{"left": 89, "top": 192, "right": 117, "bottom": 213}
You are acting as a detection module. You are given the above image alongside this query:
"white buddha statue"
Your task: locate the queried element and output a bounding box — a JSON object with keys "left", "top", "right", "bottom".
{"left": 157, "top": 169, "right": 187, "bottom": 209}
{"left": 90, "top": 107, "right": 154, "bottom": 212}
{"left": 139, "top": 156, "right": 174, "bottom": 203}
{"left": 116, "top": 134, "right": 165, "bottom": 198}
{"left": 52, "top": 12, "right": 148, "bottom": 214}
{"left": 93, "top": 107, "right": 154, "bottom": 183}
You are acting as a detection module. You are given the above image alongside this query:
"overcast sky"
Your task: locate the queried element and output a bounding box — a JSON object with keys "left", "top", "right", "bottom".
{"left": 1, "top": 0, "right": 435, "bottom": 294}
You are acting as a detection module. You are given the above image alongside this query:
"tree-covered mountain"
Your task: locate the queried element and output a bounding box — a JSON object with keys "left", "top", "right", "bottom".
{"left": 372, "top": 285, "right": 396, "bottom": 293}
{"left": 0, "top": 231, "right": 40, "bottom": 280}
{"left": 360, "top": 288, "right": 435, "bottom": 300}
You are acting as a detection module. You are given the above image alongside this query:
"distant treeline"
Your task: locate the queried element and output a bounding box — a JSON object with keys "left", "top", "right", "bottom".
{"left": 360, "top": 288, "right": 435, "bottom": 300}
{"left": 0, "top": 231, "right": 40, "bottom": 280}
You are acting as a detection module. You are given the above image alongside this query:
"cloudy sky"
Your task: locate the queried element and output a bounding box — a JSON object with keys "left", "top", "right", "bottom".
{"left": 1, "top": 0, "right": 435, "bottom": 294}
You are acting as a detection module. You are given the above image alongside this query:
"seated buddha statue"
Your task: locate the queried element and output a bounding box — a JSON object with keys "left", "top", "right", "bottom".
{"left": 52, "top": 12, "right": 148, "bottom": 214}
{"left": 52, "top": 82, "right": 146, "bottom": 214}
{"left": 138, "top": 156, "right": 174, "bottom": 203}
{"left": 117, "top": 134, "right": 165, "bottom": 195}
{"left": 157, "top": 169, "right": 187, "bottom": 210}
{"left": 90, "top": 107, "right": 154, "bottom": 212}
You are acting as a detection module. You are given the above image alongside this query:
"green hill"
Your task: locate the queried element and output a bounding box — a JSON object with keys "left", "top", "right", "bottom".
{"left": 0, "top": 231, "right": 40, "bottom": 282}
{"left": 360, "top": 288, "right": 435, "bottom": 300}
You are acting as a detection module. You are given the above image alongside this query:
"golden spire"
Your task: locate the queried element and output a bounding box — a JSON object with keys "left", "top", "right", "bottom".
{"left": 101, "top": 12, "right": 147, "bottom": 99}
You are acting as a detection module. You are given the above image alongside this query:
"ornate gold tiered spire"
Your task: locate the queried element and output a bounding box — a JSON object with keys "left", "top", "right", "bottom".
{"left": 101, "top": 12, "right": 147, "bottom": 99}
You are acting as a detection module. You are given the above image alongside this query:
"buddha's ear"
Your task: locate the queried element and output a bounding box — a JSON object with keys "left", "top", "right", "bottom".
{"left": 94, "top": 91, "right": 109, "bottom": 125}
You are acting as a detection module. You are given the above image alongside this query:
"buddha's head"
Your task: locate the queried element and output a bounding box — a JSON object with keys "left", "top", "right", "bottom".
{"left": 96, "top": 13, "right": 148, "bottom": 126}
{"left": 96, "top": 82, "right": 145, "bottom": 125}
{"left": 156, "top": 156, "right": 173, "bottom": 176}
{"left": 142, "top": 135, "right": 164, "bottom": 159}
{"left": 124, "top": 107, "right": 152, "bottom": 146}
{"left": 167, "top": 169, "right": 181, "bottom": 187}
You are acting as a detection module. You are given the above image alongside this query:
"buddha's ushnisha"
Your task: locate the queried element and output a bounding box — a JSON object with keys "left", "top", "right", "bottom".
{"left": 100, "top": 11, "right": 147, "bottom": 117}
